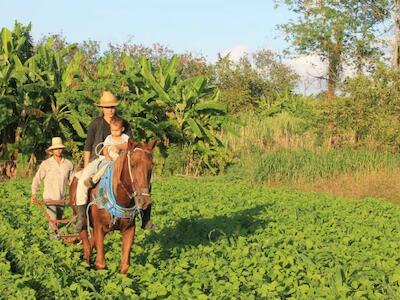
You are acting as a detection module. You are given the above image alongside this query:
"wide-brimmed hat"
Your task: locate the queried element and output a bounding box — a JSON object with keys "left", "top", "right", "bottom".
{"left": 96, "top": 91, "right": 119, "bottom": 107}
{"left": 47, "top": 137, "right": 66, "bottom": 151}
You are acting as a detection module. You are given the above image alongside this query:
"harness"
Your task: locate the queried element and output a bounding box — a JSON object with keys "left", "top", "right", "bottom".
{"left": 94, "top": 162, "right": 140, "bottom": 223}
{"left": 92, "top": 148, "right": 151, "bottom": 225}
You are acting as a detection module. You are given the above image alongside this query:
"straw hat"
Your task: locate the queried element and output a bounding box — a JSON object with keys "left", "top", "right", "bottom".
{"left": 97, "top": 91, "right": 119, "bottom": 107}
{"left": 47, "top": 137, "right": 66, "bottom": 151}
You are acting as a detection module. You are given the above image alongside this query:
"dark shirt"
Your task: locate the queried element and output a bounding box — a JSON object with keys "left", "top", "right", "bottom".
{"left": 84, "top": 116, "right": 133, "bottom": 161}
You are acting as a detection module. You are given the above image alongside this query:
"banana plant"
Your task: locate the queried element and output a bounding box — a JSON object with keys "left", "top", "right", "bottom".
{"left": 24, "top": 39, "right": 89, "bottom": 146}
{"left": 0, "top": 23, "right": 237, "bottom": 173}
{"left": 1, "top": 25, "right": 90, "bottom": 153}
{"left": 120, "top": 55, "right": 237, "bottom": 174}
{"left": 0, "top": 22, "right": 34, "bottom": 150}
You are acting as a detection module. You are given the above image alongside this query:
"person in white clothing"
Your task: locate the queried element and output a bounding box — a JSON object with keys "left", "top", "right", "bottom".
{"left": 31, "top": 137, "right": 74, "bottom": 238}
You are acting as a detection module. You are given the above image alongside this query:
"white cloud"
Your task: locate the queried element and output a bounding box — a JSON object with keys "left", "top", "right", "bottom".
{"left": 221, "top": 45, "right": 249, "bottom": 62}
{"left": 285, "top": 55, "right": 326, "bottom": 95}
{"left": 217, "top": 47, "right": 330, "bottom": 95}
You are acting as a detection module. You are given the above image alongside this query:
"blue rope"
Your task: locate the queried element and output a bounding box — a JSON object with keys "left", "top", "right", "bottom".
{"left": 97, "top": 162, "right": 140, "bottom": 220}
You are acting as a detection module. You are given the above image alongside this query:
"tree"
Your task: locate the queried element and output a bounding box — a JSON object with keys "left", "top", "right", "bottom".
{"left": 213, "top": 50, "right": 299, "bottom": 114}
{"left": 277, "top": 0, "right": 389, "bottom": 98}
{"left": 392, "top": 0, "right": 400, "bottom": 67}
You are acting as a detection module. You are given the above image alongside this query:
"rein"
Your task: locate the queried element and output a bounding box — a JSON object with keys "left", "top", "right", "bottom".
{"left": 119, "top": 147, "right": 151, "bottom": 202}
{"left": 86, "top": 145, "right": 153, "bottom": 235}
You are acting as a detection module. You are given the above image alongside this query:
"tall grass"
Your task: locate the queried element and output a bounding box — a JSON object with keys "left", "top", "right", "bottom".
{"left": 227, "top": 148, "right": 400, "bottom": 183}
{"left": 297, "top": 169, "right": 400, "bottom": 203}
{"left": 222, "top": 111, "right": 400, "bottom": 185}
{"left": 220, "top": 111, "right": 316, "bottom": 156}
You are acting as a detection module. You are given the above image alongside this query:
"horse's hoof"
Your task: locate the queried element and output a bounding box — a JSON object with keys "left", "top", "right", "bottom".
{"left": 142, "top": 220, "right": 158, "bottom": 232}
{"left": 95, "top": 263, "right": 106, "bottom": 270}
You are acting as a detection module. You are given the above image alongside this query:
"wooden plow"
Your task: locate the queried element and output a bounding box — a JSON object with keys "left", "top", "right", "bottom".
{"left": 35, "top": 199, "right": 80, "bottom": 244}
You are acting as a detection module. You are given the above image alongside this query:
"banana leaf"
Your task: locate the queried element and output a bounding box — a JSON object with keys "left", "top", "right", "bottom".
{"left": 140, "top": 57, "right": 171, "bottom": 104}
{"left": 194, "top": 101, "right": 226, "bottom": 112}
{"left": 186, "top": 117, "right": 203, "bottom": 137}
{"left": 66, "top": 112, "right": 85, "bottom": 138}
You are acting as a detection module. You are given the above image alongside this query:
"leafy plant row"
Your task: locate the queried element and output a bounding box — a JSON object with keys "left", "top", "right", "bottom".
{"left": 1, "top": 178, "right": 400, "bottom": 299}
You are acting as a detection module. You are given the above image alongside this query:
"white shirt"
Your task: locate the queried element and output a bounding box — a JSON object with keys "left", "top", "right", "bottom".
{"left": 103, "top": 133, "right": 129, "bottom": 160}
{"left": 31, "top": 157, "right": 74, "bottom": 200}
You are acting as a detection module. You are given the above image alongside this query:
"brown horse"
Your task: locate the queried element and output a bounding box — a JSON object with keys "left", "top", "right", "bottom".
{"left": 70, "top": 139, "right": 156, "bottom": 274}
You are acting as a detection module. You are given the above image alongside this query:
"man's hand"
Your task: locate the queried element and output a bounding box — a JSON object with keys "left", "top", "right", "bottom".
{"left": 31, "top": 194, "right": 37, "bottom": 204}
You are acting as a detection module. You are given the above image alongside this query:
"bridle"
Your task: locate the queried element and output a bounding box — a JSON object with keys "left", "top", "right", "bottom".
{"left": 119, "top": 147, "right": 152, "bottom": 204}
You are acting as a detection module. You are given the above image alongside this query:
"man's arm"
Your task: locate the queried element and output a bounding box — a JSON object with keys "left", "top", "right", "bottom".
{"left": 83, "top": 119, "right": 96, "bottom": 166}
{"left": 68, "top": 161, "right": 75, "bottom": 184}
{"left": 31, "top": 162, "right": 45, "bottom": 204}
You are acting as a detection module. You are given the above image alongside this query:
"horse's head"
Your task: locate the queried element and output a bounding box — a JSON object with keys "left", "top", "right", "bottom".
{"left": 114, "top": 139, "right": 156, "bottom": 210}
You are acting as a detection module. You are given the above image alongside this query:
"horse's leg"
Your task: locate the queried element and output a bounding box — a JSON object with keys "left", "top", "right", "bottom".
{"left": 94, "top": 225, "right": 107, "bottom": 270}
{"left": 80, "top": 230, "right": 92, "bottom": 266}
{"left": 121, "top": 225, "right": 136, "bottom": 274}
{"left": 70, "top": 176, "right": 93, "bottom": 265}
{"left": 90, "top": 234, "right": 96, "bottom": 251}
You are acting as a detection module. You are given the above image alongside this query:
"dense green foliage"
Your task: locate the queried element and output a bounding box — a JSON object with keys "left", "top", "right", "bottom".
{"left": 2, "top": 17, "right": 400, "bottom": 177}
{"left": 334, "top": 65, "right": 400, "bottom": 150}
{"left": 1, "top": 178, "right": 400, "bottom": 298}
{"left": 213, "top": 50, "right": 299, "bottom": 114}
{"left": 0, "top": 22, "right": 235, "bottom": 175}
{"left": 228, "top": 148, "right": 400, "bottom": 183}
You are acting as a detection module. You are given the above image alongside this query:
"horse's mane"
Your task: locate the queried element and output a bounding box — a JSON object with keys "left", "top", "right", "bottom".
{"left": 112, "top": 139, "right": 139, "bottom": 192}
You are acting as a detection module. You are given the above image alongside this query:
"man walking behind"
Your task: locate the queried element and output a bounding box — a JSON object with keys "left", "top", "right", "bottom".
{"left": 31, "top": 137, "right": 74, "bottom": 238}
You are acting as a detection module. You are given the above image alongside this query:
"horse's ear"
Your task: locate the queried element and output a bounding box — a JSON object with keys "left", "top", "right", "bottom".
{"left": 127, "top": 138, "right": 136, "bottom": 150}
{"left": 146, "top": 140, "right": 157, "bottom": 151}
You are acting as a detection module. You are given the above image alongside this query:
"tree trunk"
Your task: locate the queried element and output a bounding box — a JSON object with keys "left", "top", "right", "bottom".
{"left": 393, "top": 0, "right": 400, "bottom": 68}
{"left": 327, "top": 67, "right": 336, "bottom": 99}
{"left": 12, "top": 125, "right": 23, "bottom": 160}
{"left": 326, "top": 24, "right": 343, "bottom": 99}
{"left": 27, "top": 153, "right": 37, "bottom": 177}
{"left": 327, "top": 50, "right": 340, "bottom": 99}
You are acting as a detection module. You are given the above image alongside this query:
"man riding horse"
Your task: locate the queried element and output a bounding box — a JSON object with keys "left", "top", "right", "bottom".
{"left": 73, "top": 91, "right": 157, "bottom": 233}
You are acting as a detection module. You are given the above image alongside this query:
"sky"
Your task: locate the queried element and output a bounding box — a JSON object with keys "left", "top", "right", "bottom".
{"left": 0, "top": 0, "right": 294, "bottom": 60}
{"left": 0, "top": 0, "right": 326, "bottom": 93}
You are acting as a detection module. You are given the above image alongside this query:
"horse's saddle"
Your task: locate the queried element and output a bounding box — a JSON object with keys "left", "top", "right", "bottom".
{"left": 94, "top": 162, "right": 139, "bottom": 220}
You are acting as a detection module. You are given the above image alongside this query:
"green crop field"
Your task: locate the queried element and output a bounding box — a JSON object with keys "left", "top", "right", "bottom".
{"left": 1, "top": 178, "right": 400, "bottom": 299}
